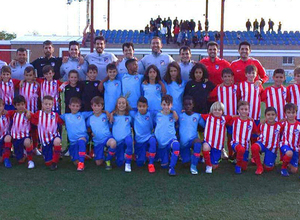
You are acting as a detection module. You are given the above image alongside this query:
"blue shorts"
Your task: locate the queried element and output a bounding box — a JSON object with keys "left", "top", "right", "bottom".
{"left": 226, "top": 125, "right": 233, "bottom": 135}
{"left": 135, "top": 136, "right": 156, "bottom": 165}
{"left": 156, "top": 139, "right": 178, "bottom": 165}
{"left": 232, "top": 143, "right": 249, "bottom": 162}
{"left": 42, "top": 136, "right": 61, "bottom": 162}
{"left": 13, "top": 137, "right": 30, "bottom": 161}
{"left": 69, "top": 139, "right": 87, "bottom": 162}
{"left": 94, "top": 136, "right": 113, "bottom": 160}
{"left": 180, "top": 147, "right": 192, "bottom": 164}
{"left": 0, "top": 137, "right": 4, "bottom": 156}
{"left": 210, "top": 148, "right": 222, "bottom": 165}
{"left": 280, "top": 145, "right": 299, "bottom": 167}
{"left": 115, "top": 135, "right": 133, "bottom": 166}
{"left": 255, "top": 142, "right": 277, "bottom": 167}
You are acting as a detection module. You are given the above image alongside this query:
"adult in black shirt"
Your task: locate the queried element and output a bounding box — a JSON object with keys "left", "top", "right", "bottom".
{"left": 246, "top": 19, "right": 251, "bottom": 31}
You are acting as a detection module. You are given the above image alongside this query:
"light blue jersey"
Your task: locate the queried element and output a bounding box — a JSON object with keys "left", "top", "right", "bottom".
{"left": 121, "top": 73, "right": 143, "bottom": 108}
{"left": 60, "top": 111, "right": 93, "bottom": 144}
{"left": 179, "top": 61, "right": 194, "bottom": 82}
{"left": 60, "top": 57, "right": 88, "bottom": 81}
{"left": 142, "top": 83, "right": 162, "bottom": 111}
{"left": 154, "top": 112, "right": 177, "bottom": 148}
{"left": 10, "top": 62, "right": 33, "bottom": 80}
{"left": 112, "top": 114, "right": 132, "bottom": 144}
{"left": 104, "top": 79, "right": 121, "bottom": 112}
{"left": 165, "top": 80, "right": 186, "bottom": 114}
{"left": 117, "top": 58, "right": 144, "bottom": 75}
{"left": 179, "top": 112, "right": 205, "bottom": 148}
{"left": 87, "top": 113, "right": 112, "bottom": 145}
{"left": 131, "top": 110, "right": 155, "bottom": 143}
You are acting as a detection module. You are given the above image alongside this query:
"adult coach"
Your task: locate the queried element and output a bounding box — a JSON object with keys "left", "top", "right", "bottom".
{"left": 200, "top": 41, "right": 230, "bottom": 86}
{"left": 60, "top": 41, "right": 88, "bottom": 81}
{"left": 140, "top": 36, "right": 174, "bottom": 78}
{"left": 0, "top": 59, "right": 7, "bottom": 71}
{"left": 9, "top": 48, "right": 33, "bottom": 80}
{"left": 178, "top": 46, "right": 194, "bottom": 81}
{"left": 85, "top": 36, "right": 118, "bottom": 80}
{"left": 230, "top": 41, "right": 268, "bottom": 85}
{"left": 31, "top": 40, "right": 62, "bottom": 79}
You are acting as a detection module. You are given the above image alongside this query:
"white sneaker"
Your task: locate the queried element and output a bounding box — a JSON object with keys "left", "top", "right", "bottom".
{"left": 34, "top": 148, "right": 42, "bottom": 156}
{"left": 205, "top": 165, "right": 212, "bottom": 174}
{"left": 28, "top": 160, "right": 35, "bottom": 169}
{"left": 125, "top": 163, "right": 131, "bottom": 172}
{"left": 221, "top": 148, "right": 229, "bottom": 159}
{"left": 64, "top": 150, "right": 70, "bottom": 157}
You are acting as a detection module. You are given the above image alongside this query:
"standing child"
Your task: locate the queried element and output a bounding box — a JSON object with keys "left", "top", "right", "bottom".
{"left": 201, "top": 102, "right": 233, "bottom": 174}
{"left": 7, "top": 95, "right": 35, "bottom": 168}
{"left": 155, "top": 94, "right": 180, "bottom": 176}
{"left": 279, "top": 103, "right": 300, "bottom": 177}
{"left": 111, "top": 96, "right": 133, "bottom": 172}
{"left": 0, "top": 66, "right": 20, "bottom": 110}
{"left": 184, "top": 63, "right": 215, "bottom": 114}
{"left": 87, "top": 96, "right": 117, "bottom": 170}
{"left": 231, "top": 100, "right": 258, "bottom": 174}
{"left": 29, "top": 96, "right": 63, "bottom": 170}
{"left": 179, "top": 96, "right": 204, "bottom": 175}
{"left": 261, "top": 69, "right": 286, "bottom": 121}
{"left": 131, "top": 97, "right": 157, "bottom": 173}
{"left": 209, "top": 68, "right": 240, "bottom": 160}
{"left": 251, "top": 107, "right": 282, "bottom": 175}
{"left": 287, "top": 66, "right": 300, "bottom": 120}
{"left": 164, "top": 62, "right": 186, "bottom": 114}
{"left": 60, "top": 97, "right": 93, "bottom": 171}
{"left": 142, "top": 65, "right": 166, "bottom": 111}
{"left": 0, "top": 98, "right": 13, "bottom": 168}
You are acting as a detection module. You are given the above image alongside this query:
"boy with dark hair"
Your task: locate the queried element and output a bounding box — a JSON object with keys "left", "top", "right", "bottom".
{"left": 287, "top": 66, "right": 300, "bottom": 120}
{"left": 178, "top": 46, "right": 193, "bottom": 81}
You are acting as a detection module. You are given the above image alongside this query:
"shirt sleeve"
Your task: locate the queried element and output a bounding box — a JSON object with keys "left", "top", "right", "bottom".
{"left": 82, "top": 111, "right": 94, "bottom": 119}
{"left": 255, "top": 60, "right": 268, "bottom": 83}
{"left": 198, "top": 114, "right": 206, "bottom": 128}
{"left": 29, "top": 112, "right": 39, "bottom": 125}
{"left": 60, "top": 114, "right": 65, "bottom": 121}
{"left": 12, "top": 79, "right": 20, "bottom": 88}
{"left": 56, "top": 113, "right": 64, "bottom": 125}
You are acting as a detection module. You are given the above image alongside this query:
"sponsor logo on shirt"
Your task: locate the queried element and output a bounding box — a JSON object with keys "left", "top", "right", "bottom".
{"left": 215, "top": 64, "right": 219, "bottom": 70}
{"left": 237, "top": 69, "right": 241, "bottom": 72}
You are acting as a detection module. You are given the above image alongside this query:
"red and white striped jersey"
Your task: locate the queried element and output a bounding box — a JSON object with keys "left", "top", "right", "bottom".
{"left": 0, "top": 79, "right": 20, "bottom": 105}
{"left": 7, "top": 111, "right": 31, "bottom": 139}
{"left": 280, "top": 121, "right": 300, "bottom": 152}
{"left": 202, "top": 114, "right": 232, "bottom": 150}
{"left": 286, "top": 84, "right": 300, "bottom": 119}
{"left": 19, "top": 82, "right": 40, "bottom": 113}
{"left": 239, "top": 81, "right": 263, "bottom": 120}
{"left": 30, "top": 110, "right": 63, "bottom": 146}
{"left": 0, "top": 113, "right": 10, "bottom": 139}
{"left": 210, "top": 84, "right": 239, "bottom": 116}
{"left": 258, "top": 122, "right": 282, "bottom": 152}
{"left": 230, "top": 117, "right": 256, "bottom": 150}
{"left": 38, "top": 79, "right": 62, "bottom": 112}
{"left": 261, "top": 86, "right": 286, "bottom": 121}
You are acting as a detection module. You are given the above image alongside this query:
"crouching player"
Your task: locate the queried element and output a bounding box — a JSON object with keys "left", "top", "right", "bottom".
{"left": 7, "top": 95, "right": 35, "bottom": 168}
{"left": 0, "top": 98, "right": 13, "bottom": 168}
{"left": 231, "top": 100, "right": 258, "bottom": 174}
{"left": 60, "top": 97, "right": 93, "bottom": 171}
{"left": 279, "top": 103, "right": 300, "bottom": 177}
{"left": 155, "top": 95, "right": 180, "bottom": 176}
{"left": 251, "top": 107, "right": 282, "bottom": 175}
{"left": 29, "top": 96, "right": 63, "bottom": 171}
{"left": 87, "top": 96, "right": 117, "bottom": 170}
{"left": 179, "top": 96, "right": 204, "bottom": 175}
{"left": 131, "top": 97, "right": 157, "bottom": 173}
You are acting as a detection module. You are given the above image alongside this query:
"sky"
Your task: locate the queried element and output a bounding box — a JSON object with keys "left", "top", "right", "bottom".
{"left": 0, "top": 0, "right": 299, "bottom": 37}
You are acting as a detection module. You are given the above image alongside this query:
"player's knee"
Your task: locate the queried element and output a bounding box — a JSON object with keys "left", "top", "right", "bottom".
{"left": 79, "top": 137, "right": 86, "bottom": 142}
{"left": 53, "top": 137, "right": 62, "bottom": 146}
{"left": 24, "top": 138, "right": 31, "bottom": 147}
{"left": 4, "top": 135, "right": 12, "bottom": 142}
{"left": 108, "top": 138, "right": 116, "bottom": 148}
{"left": 290, "top": 166, "right": 298, "bottom": 174}
{"left": 285, "top": 150, "right": 293, "bottom": 157}
{"left": 202, "top": 143, "right": 211, "bottom": 151}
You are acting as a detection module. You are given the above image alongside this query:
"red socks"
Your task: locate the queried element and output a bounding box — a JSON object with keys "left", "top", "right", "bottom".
{"left": 251, "top": 143, "right": 262, "bottom": 168}
{"left": 26, "top": 145, "right": 34, "bottom": 161}
{"left": 52, "top": 145, "right": 62, "bottom": 163}
{"left": 203, "top": 150, "right": 212, "bottom": 166}
{"left": 282, "top": 154, "right": 292, "bottom": 169}
{"left": 235, "top": 144, "right": 246, "bottom": 167}
{"left": 3, "top": 142, "right": 12, "bottom": 159}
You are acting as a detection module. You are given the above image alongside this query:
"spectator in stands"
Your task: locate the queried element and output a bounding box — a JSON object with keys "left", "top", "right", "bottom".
{"left": 31, "top": 40, "right": 62, "bottom": 79}
{"left": 0, "top": 60, "right": 7, "bottom": 71}
{"left": 145, "top": 25, "right": 150, "bottom": 34}
{"left": 156, "top": 15, "right": 162, "bottom": 29}
{"left": 140, "top": 36, "right": 174, "bottom": 78}
{"left": 203, "top": 33, "right": 210, "bottom": 45}
{"left": 254, "top": 31, "right": 263, "bottom": 41}
{"left": 9, "top": 48, "right": 33, "bottom": 80}
{"left": 166, "top": 25, "right": 172, "bottom": 44}
{"left": 182, "top": 31, "right": 191, "bottom": 46}
{"left": 246, "top": 19, "right": 251, "bottom": 31}
{"left": 260, "top": 18, "right": 265, "bottom": 33}
{"left": 230, "top": 41, "right": 268, "bottom": 85}
{"left": 60, "top": 41, "right": 88, "bottom": 81}
{"left": 160, "top": 25, "right": 167, "bottom": 41}
{"left": 214, "top": 32, "right": 221, "bottom": 41}
{"left": 173, "top": 17, "right": 179, "bottom": 28}
{"left": 278, "top": 22, "right": 282, "bottom": 33}
{"left": 85, "top": 36, "right": 118, "bottom": 80}
{"left": 162, "top": 18, "right": 167, "bottom": 27}
{"left": 173, "top": 24, "right": 180, "bottom": 43}
{"left": 150, "top": 18, "right": 155, "bottom": 28}
{"left": 198, "top": 20, "right": 202, "bottom": 32}
{"left": 167, "top": 17, "right": 172, "bottom": 30}
{"left": 200, "top": 41, "right": 231, "bottom": 86}
{"left": 176, "top": 31, "right": 183, "bottom": 46}
{"left": 253, "top": 19, "right": 259, "bottom": 32}
{"left": 237, "top": 32, "right": 241, "bottom": 40}
{"left": 199, "top": 35, "right": 204, "bottom": 48}
{"left": 189, "top": 19, "right": 196, "bottom": 32}
{"left": 268, "top": 19, "right": 274, "bottom": 32}
{"left": 192, "top": 34, "right": 199, "bottom": 48}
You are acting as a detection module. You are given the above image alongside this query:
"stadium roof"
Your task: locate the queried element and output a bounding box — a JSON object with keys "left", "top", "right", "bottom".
{"left": 11, "top": 35, "right": 83, "bottom": 44}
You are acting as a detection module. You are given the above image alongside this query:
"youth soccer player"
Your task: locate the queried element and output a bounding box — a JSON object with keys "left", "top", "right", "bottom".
{"left": 0, "top": 66, "right": 20, "bottom": 110}
{"left": 251, "top": 107, "right": 282, "bottom": 175}
{"left": 131, "top": 97, "right": 157, "bottom": 173}
{"left": 60, "top": 97, "right": 93, "bottom": 171}
{"left": 87, "top": 96, "right": 117, "bottom": 170}
{"left": 7, "top": 95, "right": 34, "bottom": 168}
{"left": 261, "top": 69, "right": 286, "bottom": 121}
{"left": 155, "top": 94, "right": 180, "bottom": 176}
{"left": 286, "top": 66, "right": 300, "bottom": 120}
{"left": 29, "top": 96, "right": 63, "bottom": 170}
{"left": 179, "top": 96, "right": 204, "bottom": 175}
{"left": 279, "top": 103, "right": 300, "bottom": 177}
{"left": 231, "top": 100, "right": 257, "bottom": 174}
{"left": 0, "top": 98, "right": 13, "bottom": 168}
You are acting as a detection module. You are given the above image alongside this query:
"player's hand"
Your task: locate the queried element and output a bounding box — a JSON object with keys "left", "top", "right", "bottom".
{"left": 143, "top": 80, "right": 148, "bottom": 85}
{"left": 19, "top": 80, "right": 25, "bottom": 87}
{"left": 9, "top": 59, "right": 17, "bottom": 68}
{"left": 78, "top": 55, "right": 85, "bottom": 65}
{"left": 116, "top": 57, "right": 122, "bottom": 66}
{"left": 62, "top": 56, "right": 69, "bottom": 63}
{"left": 108, "top": 112, "right": 114, "bottom": 123}
{"left": 26, "top": 110, "right": 32, "bottom": 118}
{"left": 254, "top": 80, "right": 262, "bottom": 88}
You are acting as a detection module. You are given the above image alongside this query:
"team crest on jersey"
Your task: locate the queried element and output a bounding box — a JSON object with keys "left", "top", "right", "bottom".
{"left": 115, "top": 83, "right": 119, "bottom": 87}
{"left": 77, "top": 115, "right": 81, "bottom": 120}
{"left": 51, "top": 62, "right": 55, "bottom": 67}
{"left": 1, "top": 115, "right": 6, "bottom": 120}
{"left": 50, "top": 114, "right": 55, "bottom": 120}
{"left": 156, "top": 86, "right": 160, "bottom": 91}
{"left": 193, "top": 117, "right": 197, "bottom": 122}
{"left": 160, "top": 60, "right": 165, "bottom": 65}
{"left": 294, "top": 129, "right": 299, "bottom": 135}
{"left": 220, "top": 119, "right": 225, "bottom": 125}
{"left": 202, "top": 84, "right": 206, "bottom": 88}
{"left": 247, "top": 125, "right": 252, "bottom": 130}
{"left": 102, "top": 118, "right": 106, "bottom": 122}
{"left": 145, "top": 116, "right": 150, "bottom": 121}
{"left": 8, "top": 81, "right": 12, "bottom": 86}
{"left": 233, "top": 88, "right": 237, "bottom": 93}
{"left": 274, "top": 129, "right": 279, "bottom": 135}
{"left": 104, "top": 57, "right": 109, "bottom": 63}
{"left": 34, "top": 85, "right": 38, "bottom": 90}
{"left": 125, "top": 117, "right": 129, "bottom": 122}
{"left": 77, "top": 65, "right": 81, "bottom": 70}
{"left": 52, "top": 81, "right": 57, "bottom": 86}
{"left": 169, "top": 117, "right": 173, "bottom": 122}
{"left": 134, "top": 76, "right": 139, "bottom": 81}
{"left": 94, "top": 82, "right": 98, "bottom": 87}
{"left": 282, "top": 91, "right": 286, "bottom": 95}
{"left": 215, "top": 64, "right": 219, "bottom": 70}
{"left": 76, "top": 87, "right": 80, "bottom": 92}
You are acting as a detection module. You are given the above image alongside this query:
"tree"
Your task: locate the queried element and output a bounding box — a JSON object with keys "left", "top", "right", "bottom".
{"left": 0, "top": 31, "right": 16, "bottom": 40}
